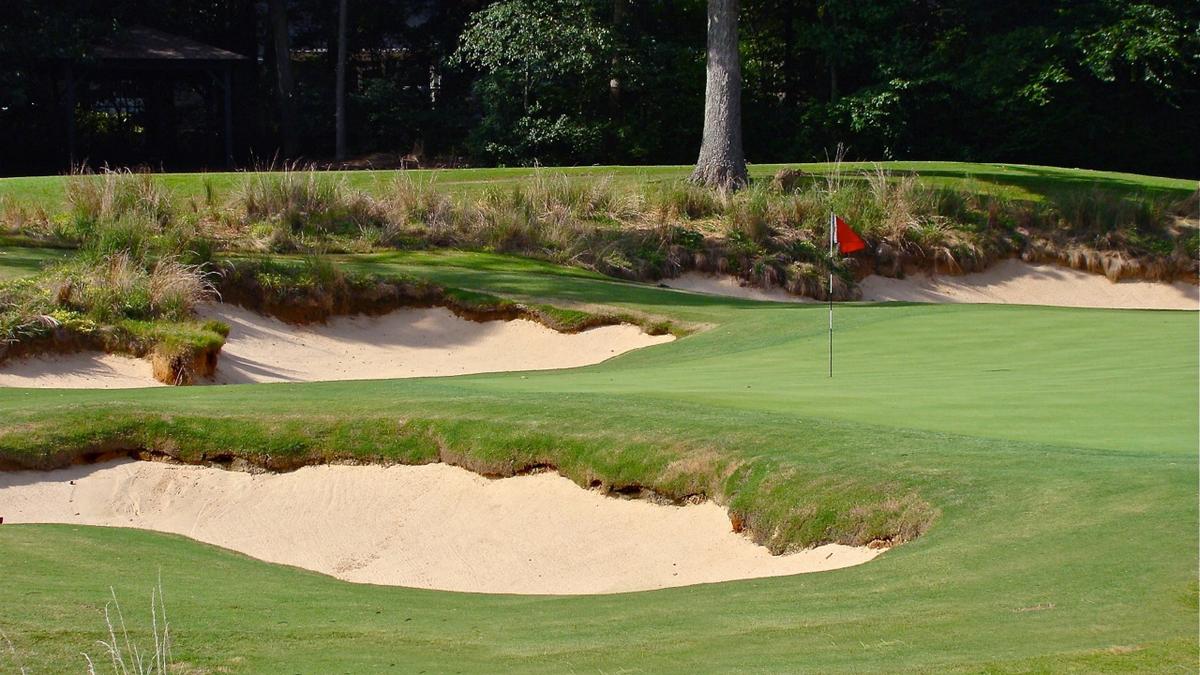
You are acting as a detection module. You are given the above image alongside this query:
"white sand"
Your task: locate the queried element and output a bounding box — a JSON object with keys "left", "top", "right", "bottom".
{"left": 859, "top": 260, "right": 1198, "bottom": 310}
{"left": 0, "top": 352, "right": 166, "bottom": 389}
{"left": 0, "top": 460, "right": 880, "bottom": 594}
{"left": 201, "top": 304, "right": 672, "bottom": 384}
{"left": 661, "top": 273, "right": 813, "bottom": 303}
{"left": 663, "top": 262, "right": 1198, "bottom": 310}
{"left": 0, "top": 304, "right": 673, "bottom": 389}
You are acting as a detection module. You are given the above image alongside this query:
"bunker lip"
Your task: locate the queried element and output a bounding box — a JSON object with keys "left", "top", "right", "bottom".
{"left": 0, "top": 459, "right": 885, "bottom": 595}
{"left": 0, "top": 303, "right": 674, "bottom": 389}
{"left": 663, "top": 260, "right": 1199, "bottom": 310}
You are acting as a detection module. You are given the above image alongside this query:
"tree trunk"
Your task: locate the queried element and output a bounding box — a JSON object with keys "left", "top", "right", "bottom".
{"left": 268, "top": 0, "right": 299, "bottom": 159}
{"left": 335, "top": 0, "right": 348, "bottom": 161}
{"left": 690, "top": 0, "right": 747, "bottom": 190}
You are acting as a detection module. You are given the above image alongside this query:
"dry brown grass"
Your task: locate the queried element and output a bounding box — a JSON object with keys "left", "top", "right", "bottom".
{"left": 66, "top": 168, "right": 174, "bottom": 228}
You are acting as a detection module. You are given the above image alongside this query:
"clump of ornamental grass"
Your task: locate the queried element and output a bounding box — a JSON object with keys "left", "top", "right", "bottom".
{"left": 1171, "top": 188, "right": 1198, "bottom": 222}
{"left": 724, "top": 184, "right": 773, "bottom": 244}
{"left": 45, "top": 252, "right": 215, "bottom": 325}
{"left": 0, "top": 197, "right": 52, "bottom": 238}
{"left": 65, "top": 168, "right": 173, "bottom": 232}
{"left": 1049, "top": 188, "right": 1166, "bottom": 235}
{"left": 379, "top": 175, "right": 461, "bottom": 241}
{"left": 647, "top": 181, "right": 725, "bottom": 220}
{"left": 0, "top": 235, "right": 223, "bottom": 386}
{"left": 236, "top": 165, "right": 384, "bottom": 234}
{"left": 524, "top": 172, "right": 643, "bottom": 223}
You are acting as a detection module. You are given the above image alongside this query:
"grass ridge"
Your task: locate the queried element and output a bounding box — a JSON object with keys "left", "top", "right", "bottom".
{"left": 0, "top": 410, "right": 935, "bottom": 553}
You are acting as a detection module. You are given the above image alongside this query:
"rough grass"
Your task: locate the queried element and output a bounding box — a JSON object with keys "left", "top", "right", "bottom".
{"left": 2, "top": 166, "right": 1195, "bottom": 301}
{"left": 0, "top": 209, "right": 224, "bottom": 384}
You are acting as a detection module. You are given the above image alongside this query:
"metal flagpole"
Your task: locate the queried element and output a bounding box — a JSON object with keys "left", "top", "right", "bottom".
{"left": 829, "top": 212, "right": 834, "bottom": 378}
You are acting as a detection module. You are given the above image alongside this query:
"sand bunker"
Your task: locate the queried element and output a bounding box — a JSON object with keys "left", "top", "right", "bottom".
{"left": 0, "top": 460, "right": 879, "bottom": 594}
{"left": 662, "top": 272, "right": 813, "bottom": 303}
{"left": 860, "top": 260, "right": 1198, "bottom": 310}
{"left": 0, "top": 304, "right": 673, "bottom": 389}
{"left": 0, "top": 352, "right": 165, "bottom": 389}
{"left": 664, "top": 261, "right": 1197, "bottom": 310}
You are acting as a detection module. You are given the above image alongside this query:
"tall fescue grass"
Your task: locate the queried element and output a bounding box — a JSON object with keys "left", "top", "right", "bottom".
{"left": 3, "top": 165, "right": 1195, "bottom": 302}
{"left": 1, "top": 170, "right": 222, "bottom": 366}
{"left": 237, "top": 165, "right": 384, "bottom": 236}
{"left": 0, "top": 253, "right": 218, "bottom": 352}
{"left": 83, "top": 578, "right": 172, "bottom": 675}
{"left": 225, "top": 166, "right": 1199, "bottom": 293}
{"left": 66, "top": 168, "right": 174, "bottom": 230}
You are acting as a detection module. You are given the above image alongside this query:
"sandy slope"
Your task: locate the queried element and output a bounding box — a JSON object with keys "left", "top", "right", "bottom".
{"left": 0, "top": 305, "right": 673, "bottom": 389}
{"left": 665, "top": 261, "right": 1198, "bottom": 310}
{"left": 662, "top": 273, "right": 814, "bottom": 303}
{"left": 859, "top": 260, "right": 1198, "bottom": 310}
{"left": 0, "top": 352, "right": 166, "bottom": 389}
{"left": 0, "top": 460, "right": 880, "bottom": 594}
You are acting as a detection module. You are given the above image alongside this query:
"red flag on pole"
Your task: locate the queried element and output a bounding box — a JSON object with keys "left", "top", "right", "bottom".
{"left": 835, "top": 216, "right": 867, "bottom": 254}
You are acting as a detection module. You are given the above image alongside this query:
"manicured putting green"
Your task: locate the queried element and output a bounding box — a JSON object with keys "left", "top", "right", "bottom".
{"left": 0, "top": 250, "right": 1195, "bottom": 672}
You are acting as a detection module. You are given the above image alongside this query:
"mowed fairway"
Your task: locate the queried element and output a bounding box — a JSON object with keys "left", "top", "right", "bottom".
{"left": 1, "top": 251, "right": 1197, "bottom": 672}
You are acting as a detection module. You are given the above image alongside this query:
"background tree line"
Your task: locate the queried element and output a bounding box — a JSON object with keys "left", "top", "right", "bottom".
{"left": 0, "top": 0, "right": 1196, "bottom": 177}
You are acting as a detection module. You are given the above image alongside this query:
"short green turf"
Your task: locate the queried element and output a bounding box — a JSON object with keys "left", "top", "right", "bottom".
{"left": 0, "top": 245, "right": 68, "bottom": 280}
{"left": 1, "top": 249, "right": 1196, "bottom": 672}
{"left": 1, "top": 161, "right": 1195, "bottom": 213}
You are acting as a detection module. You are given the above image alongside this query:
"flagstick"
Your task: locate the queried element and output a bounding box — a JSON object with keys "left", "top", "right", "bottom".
{"left": 828, "top": 212, "right": 834, "bottom": 378}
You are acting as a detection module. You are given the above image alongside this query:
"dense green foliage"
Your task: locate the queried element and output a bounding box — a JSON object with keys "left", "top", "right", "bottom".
{"left": 1, "top": 1, "right": 1196, "bottom": 175}
{"left": 0, "top": 249, "right": 1195, "bottom": 671}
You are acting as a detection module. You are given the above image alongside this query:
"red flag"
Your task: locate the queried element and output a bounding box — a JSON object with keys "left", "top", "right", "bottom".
{"left": 835, "top": 216, "right": 867, "bottom": 254}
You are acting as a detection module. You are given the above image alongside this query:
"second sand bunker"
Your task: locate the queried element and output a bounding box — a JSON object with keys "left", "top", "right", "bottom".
{"left": 0, "top": 460, "right": 879, "bottom": 594}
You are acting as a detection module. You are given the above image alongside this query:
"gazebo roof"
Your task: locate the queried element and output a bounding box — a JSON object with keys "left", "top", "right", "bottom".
{"left": 92, "top": 26, "right": 246, "bottom": 63}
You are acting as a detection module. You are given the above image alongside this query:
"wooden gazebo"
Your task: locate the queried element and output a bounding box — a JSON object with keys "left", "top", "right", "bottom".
{"left": 62, "top": 26, "right": 247, "bottom": 168}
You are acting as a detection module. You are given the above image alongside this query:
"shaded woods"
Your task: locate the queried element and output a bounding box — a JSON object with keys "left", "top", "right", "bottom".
{"left": 0, "top": 0, "right": 1197, "bottom": 177}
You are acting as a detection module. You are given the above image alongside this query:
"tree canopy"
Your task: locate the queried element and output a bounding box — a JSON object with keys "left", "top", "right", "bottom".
{"left": 0, "top": 0, "right": 1195, "bottom": 177}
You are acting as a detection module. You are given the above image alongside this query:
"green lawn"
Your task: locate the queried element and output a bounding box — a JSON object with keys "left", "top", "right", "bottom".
{"left": 1, "top": 161, "right": 1195, "bottom": 212}
{"left": 0, "top": 250, "right": 1196, "bottom": 672}
{"left": 0, "top": 245, "right": 68, "bottom": 280}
